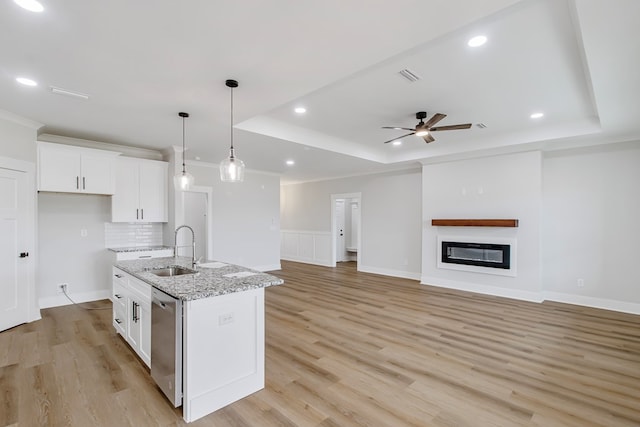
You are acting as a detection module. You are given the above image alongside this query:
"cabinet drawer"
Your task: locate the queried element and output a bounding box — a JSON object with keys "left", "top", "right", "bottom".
{"left": 112, "top": 281, "right": 127, "bottom": 310}
{"left": 113, "top": 303, "right": 126, "bottom": 335}
{"left": 128, "top": 276, "right": 151, "bottom": 303}
{"left": 113, "top": 267, "right": 127, "bottom": 287}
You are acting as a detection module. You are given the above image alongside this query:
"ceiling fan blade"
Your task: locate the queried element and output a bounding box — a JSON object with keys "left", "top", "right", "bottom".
{"left": 430, "top": 123, "right": 472, "bottom": 131}
{"left": 382, "top": 132, "right": 415, "bottom": 144}
{"left": 422, "top": 133, "right": 435, "bottom": 143}
{"left": 424, "top": 113, "right": 447, "bottom": 128}
{"left": 382, "top": 126, "right": 415, "bottom": 131}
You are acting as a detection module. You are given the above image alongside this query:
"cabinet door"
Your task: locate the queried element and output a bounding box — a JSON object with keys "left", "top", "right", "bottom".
{"left": 38, "top": 145, "right": 82, "bottom": 192}
{"left": 81, "top": 153, "right": 115, "bottom": 195}
{"left": 138, "top": 160, "right": 168, "bottom": 222}
{"left": 112, "top": 157, "right": 140, "bottom": 222}
{"left": 139, "top": 302, "right": 151, "bottom": 367}
{"left": 126, "top": 297, "right": 142, "bottom": 350}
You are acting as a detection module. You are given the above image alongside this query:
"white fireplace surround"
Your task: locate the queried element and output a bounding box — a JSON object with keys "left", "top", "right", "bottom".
{"left": 437, "top": 235, "right": 517, "bottom": 277}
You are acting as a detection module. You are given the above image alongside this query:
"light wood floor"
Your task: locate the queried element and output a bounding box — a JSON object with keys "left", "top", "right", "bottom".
{"left": 1, "top": 261, "right": 639, "bottom": 426}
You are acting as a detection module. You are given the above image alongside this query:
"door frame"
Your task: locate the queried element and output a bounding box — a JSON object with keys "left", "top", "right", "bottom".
{"left": 176, "top": 185, "right": 214, "bottom": 260}
{"left": 0, "top": 155, "right": 40, "bottom": 325}
{"left": 330, "top": 192, "right": 361, "bottom": 267}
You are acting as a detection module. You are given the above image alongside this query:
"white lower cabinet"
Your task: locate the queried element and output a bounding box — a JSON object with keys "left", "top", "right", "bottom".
{"left": 112, "top": 267, "right": 151, "bottom": 367}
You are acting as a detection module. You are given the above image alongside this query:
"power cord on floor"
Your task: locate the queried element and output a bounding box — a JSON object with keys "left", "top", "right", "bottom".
{"left": 62, "top": 287, "right": 111, "bottom": 310}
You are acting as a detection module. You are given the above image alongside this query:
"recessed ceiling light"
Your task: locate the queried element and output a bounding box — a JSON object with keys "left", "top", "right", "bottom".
{"left": 286, "top": 160, "right": 295, "bottom": 166}
{"left": 468, "top": 35, "right": 487, "bottom": 47}
{"left": 392, "top": 140, "right": 402, "bottom": 146}
{"left": 530, "top": 112, "right": 544, "bottom": 119}
{"left": 14, "top": 0, "right": 44, "bottom": 12}
{"left": 16, "top": 77, "right": 38, "bottom": 86}
{"left": 294, "top": 107, "right": 306, "bottom": 114}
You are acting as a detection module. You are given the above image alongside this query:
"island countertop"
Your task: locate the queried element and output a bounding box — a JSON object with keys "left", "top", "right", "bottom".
{"left": 114, "top": 256, "right": 284, "bottom": 301}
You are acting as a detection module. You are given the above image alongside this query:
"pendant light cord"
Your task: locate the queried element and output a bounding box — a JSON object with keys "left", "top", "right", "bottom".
{"left": 229, "top": 85, "right": 235, "bottom": 159}
{"left": 182, "top": 114, "right": 187, "bottom": 173}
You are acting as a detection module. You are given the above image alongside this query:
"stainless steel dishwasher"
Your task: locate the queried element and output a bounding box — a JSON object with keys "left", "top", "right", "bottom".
{"left": 151, "top": 288, "right": 183, "bottom": 407}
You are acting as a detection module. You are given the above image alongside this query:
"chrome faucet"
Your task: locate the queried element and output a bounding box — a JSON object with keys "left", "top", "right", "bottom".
{"left": 174, "top": 225, "right": 197, "bottom": 269}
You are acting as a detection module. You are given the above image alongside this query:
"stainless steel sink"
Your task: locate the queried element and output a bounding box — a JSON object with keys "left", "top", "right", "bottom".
{"left": 150, "top": 266, "right": 197, "bottom": 277}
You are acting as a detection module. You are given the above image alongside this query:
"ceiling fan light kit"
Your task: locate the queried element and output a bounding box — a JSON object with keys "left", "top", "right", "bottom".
{"left": 174, "top": 112, "right": 195, "bottom": 191}
{"left": 220, "top": 79, "right": 245, "bottom": 183}
{"left": 382, "top": 111, "right": 471, "bottom": 144}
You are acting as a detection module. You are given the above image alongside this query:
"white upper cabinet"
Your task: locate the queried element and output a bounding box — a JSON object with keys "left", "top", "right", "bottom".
{"left": 37, "top": 142, "right": 120, "bottom": 194}
{"left": 112, "top": 157, "right": 168, "bottom": 223}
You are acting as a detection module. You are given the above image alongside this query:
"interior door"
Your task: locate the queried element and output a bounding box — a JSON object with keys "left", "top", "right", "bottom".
{"left": 0, "top": 167, "right": 30, "bottom": 331}
{"left": 335, "top": 199, "right": 347, "bottom": 262}
{"left": 183, "top": 191, "right": 207, "bottom": 261}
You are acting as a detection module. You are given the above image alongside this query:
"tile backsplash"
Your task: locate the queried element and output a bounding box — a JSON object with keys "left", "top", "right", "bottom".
{"left": 104, "top": 222, "right": 163, "bottom": 248}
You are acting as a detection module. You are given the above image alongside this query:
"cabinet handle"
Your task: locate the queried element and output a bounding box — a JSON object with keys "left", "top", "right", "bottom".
{"left": 114, "top": 274, "right": 123, "bottom": 278}
{"left": 136, "top": 209, "right": 139, "bottom": 220}
{"left": 141, "top": 209, "right": 144, "bottom": 220}
{"left": 114, "top": 294, "right": 122, "bottom": 299}
{"left": 132, "top": 301, "right": 139, "bottom": 323}
{"left": 76, "top": 176, "right": 79, "bottom": 189}
{"left": 83, "top": 176, "right": 86, "bottom": 190}
{"left": 115, "top": 318, "right": 122, "bottom": 324}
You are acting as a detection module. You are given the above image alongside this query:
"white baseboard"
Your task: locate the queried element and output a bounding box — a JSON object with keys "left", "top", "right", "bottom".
{"left": 280, "top": 256, "right": 333, "bottom": 267}
{"left": 421, "top": 276, "right": 543, "bottom": 303}
{"left": 252, "top": 263, "right": 282, "bottom": 272}
{"left": 359, "top": 265, "right": 421, "bottom": 281}
{"left": 39, "top": 289, "right": 111, "bottom": 309}
{"left": 542, "top": 292, "right": 640, "bottom": 315}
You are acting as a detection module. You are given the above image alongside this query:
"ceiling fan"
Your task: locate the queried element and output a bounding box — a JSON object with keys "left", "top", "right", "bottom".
{"left": 382, "top": 111, "right": 472, "bottom": 144}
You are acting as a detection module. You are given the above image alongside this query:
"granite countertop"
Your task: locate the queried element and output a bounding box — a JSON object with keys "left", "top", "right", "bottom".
{"left": 115, "top": 256, "right": 284, "bottom": 301}
{"left": 108, "top": 246, "right": 173, "bottom": 253}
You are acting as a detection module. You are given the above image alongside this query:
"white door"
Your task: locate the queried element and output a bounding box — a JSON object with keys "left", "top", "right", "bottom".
{"left": 0, "top": 168, "right": 30, "bottom": 331}
{"left": 335, "top": 199, "right": 347, "bottom": 262}
{"left": 184, "top": 191, "right": 207, "bottom": 261}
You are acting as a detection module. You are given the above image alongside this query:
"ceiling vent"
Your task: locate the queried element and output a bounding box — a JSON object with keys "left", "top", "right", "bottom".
{"left": 476, "top": 123, "right": 487, "bottom": 129}
{"left": 398, "top": 69, "right": 421, "bottom": 82}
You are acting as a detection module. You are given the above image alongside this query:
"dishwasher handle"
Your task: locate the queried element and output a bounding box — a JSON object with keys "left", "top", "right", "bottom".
{"left": 152, "top": 298, "right": 167, "bottom": 309}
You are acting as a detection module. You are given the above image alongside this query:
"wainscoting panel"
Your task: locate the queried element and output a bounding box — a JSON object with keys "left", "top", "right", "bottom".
{"left": 281, "top": 230, "right": 333, "bottom": 267}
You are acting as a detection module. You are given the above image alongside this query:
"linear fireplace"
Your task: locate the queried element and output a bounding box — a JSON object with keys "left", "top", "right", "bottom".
{"left": 437, "top": 236, "right": 516, "bottom": 277}
{"left": 442, "top": 241, "right": 510, "bottom": 269}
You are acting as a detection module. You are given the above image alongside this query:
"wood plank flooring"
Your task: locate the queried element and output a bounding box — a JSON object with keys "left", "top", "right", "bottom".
{"left": 1, "top": 260, "right": 639, "bottom": 426}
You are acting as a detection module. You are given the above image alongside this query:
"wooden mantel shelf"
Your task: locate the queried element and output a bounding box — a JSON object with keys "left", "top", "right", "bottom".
{"left": 431, "top": 219, "right": 519, "bottom": 227}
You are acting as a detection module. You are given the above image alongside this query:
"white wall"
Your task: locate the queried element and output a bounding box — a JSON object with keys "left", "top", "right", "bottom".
{"left": 421, "top": 151, "right": 543, "bottom": 301}
{"left": 38, "top": 193, "right": 113, "bottom": 307}
{"left": 0, "top": 111, "right": 39, "bottom": 162}
{"left": 542, "top": 141, "right": 640, "bottom": 311}
{"left": 280, "top": 168, "right": 422, "bottom": 279}
{"left": 182, "top": 163, "right": 281, "bottom": 272}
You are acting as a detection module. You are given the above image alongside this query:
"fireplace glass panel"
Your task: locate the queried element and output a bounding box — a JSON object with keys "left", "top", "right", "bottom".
{"left": 442, "top": 241, "right": 510, "bottom": 269}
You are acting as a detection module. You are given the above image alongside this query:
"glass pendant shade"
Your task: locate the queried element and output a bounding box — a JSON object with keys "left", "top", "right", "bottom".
{"left": 174, "top": 170, "right": 194, "bottom": 190}
{"left": 219, "top": 79, "right": 245, "bottom": 183}
{"left": 219, "top": 149, "right": 245, "bottom": 182}
{"left": 174, "top": 111, "right": 194, "bottom": 191}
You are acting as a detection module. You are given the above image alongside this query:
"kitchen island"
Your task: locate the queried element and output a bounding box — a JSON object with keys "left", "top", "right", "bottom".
{"left": 112, "top": 256, "right": 283, "bottom": 423}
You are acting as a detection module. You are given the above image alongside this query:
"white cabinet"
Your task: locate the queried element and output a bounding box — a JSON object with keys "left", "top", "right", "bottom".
{"left": 112, "top": 157, "right": 168, "bottom": 222}
{"left": 37, "top": 141, "right": 120, "bottom": 194}
{"left": 112, "top": 267, "right": 151, "bottom": 367}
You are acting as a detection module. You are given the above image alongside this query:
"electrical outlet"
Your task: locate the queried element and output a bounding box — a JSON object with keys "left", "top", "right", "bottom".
{"left": 577, "top": 278, "right": 584, "bottom": 287}
{"left": 219, "top": 312, "right": 234, "bottom": 326}
{"left": 58, "top": 283, "right": 68, "bottom": 293}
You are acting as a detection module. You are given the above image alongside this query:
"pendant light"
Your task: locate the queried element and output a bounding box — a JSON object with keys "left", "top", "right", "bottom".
{"left": 174, "top": 112, "right": 195, "bottom": 191}
{"left": 219, "top": 79, "right": 245, "bottom": 182}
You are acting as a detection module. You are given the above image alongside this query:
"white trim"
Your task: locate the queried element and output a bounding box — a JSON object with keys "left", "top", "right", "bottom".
{"left": 359, "top": 265, "right": 421, "bottom": 281}
{"left": 39, "top": 289, "right": 111, "bottom": 309}
{"left": 0, "top": 109, "right": 43, "bottom": 129}
{"left": 281, "top": 230, "right": 332, "bottom": 267}
{"left": 181, "top": 157, "right": 281, "bottom": 177}
{"left": 421, "top": 276, "right": 543, "bottom": 303}
{"left": 39, "top": 134, "right": 163, "bottom": 160}
{"left": 251, "top": 263, "right": 282, "bottom": 272}
{"left": 542, "top": 292, "right": 640, "bottom": 315}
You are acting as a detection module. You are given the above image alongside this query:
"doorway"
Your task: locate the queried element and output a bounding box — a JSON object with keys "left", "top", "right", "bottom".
{"left": 176, "top": 186, "right": 213, "bottom": 262}
{"left": 331, "top": 192, "right": 361, "bottom": 267}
